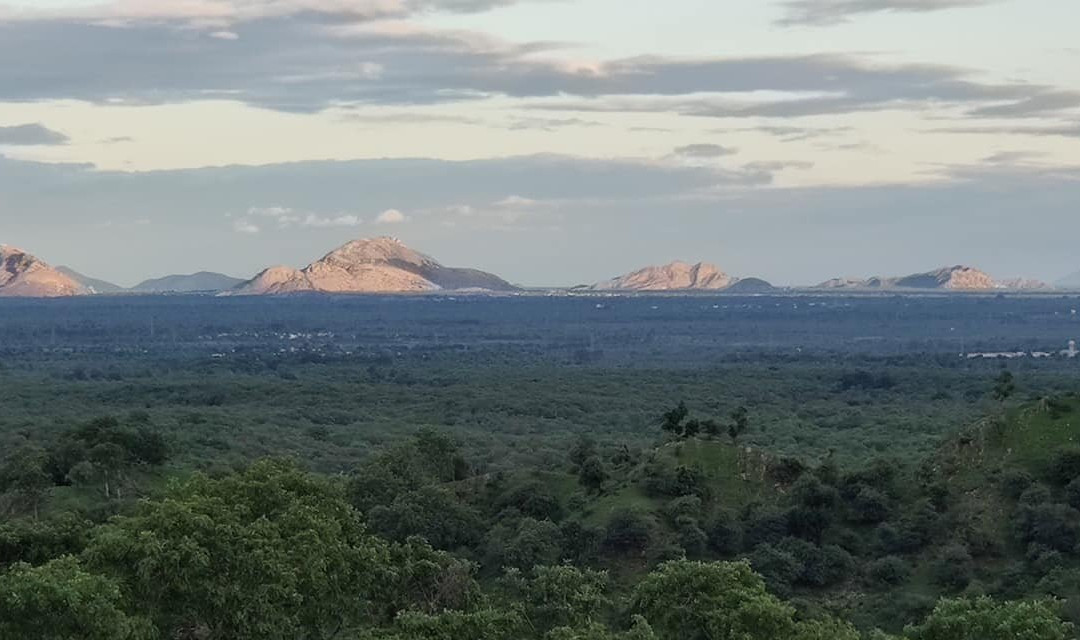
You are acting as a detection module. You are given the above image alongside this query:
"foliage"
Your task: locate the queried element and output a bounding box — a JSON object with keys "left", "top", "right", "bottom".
{"left": 84, "top": 459, "right": 387, "bottom": 640}
{"left": 906, "top": 597, "right": 1073, "bottom": 640}
{"left": 0, "top": 556, "right": 152, "bottom": 640}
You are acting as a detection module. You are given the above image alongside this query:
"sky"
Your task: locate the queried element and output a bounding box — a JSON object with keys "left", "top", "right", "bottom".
{"left": 0, "top": 0, "right": 1078, "bottom": 287}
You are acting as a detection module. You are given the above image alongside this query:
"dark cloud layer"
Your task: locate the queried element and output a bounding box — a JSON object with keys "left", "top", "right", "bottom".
{"left": 0, "top": 123, "right": 69, "bottom": 145}
{"left": 0, "top": 13, "right": 1074, "bottom": 120}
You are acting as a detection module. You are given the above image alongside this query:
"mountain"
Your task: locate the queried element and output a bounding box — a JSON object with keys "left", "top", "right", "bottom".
{"left": 1056, "top": 271, "right": 1080, "bottom": 290}
{"left": 894, "top": 266, "right": 995, "bottom": 290}
{"left": 0, "top": 245, "right": 88, "bottom": 297}
{"left": 132, "top": 272, "right": 245, "bottom": 293}
{"left": 722, "top": 277, "right": 777, "bottom": 294}
{"left": 816, "top": 266, "right": 1042, "bottom": 291}
{"left": 56, "top": 266, "right": 125, "bottom": 294}
{"left": 590, "top": 261, "right": 736, "bottom": 291}
{"left": 232, "top": 237, "right": 517, "bottom": 295}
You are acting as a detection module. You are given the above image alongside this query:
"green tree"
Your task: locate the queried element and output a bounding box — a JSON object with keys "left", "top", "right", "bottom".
{"left": 1, "top": 445, "right": 52, "bottom": 518}
{"left": 992, "top": 371, "right": 1016, "bottom": 404}
{"left": 661, "top": 402, "right": 689, "bottom": 436}
{"left": 906, "top": 597, "right": 1072, "bottom": 640}
{"left": 84, "top": 459, "right": 390, "bottom": 640}
{"left": 630, "top": 560, "right": 798, "bottom": 640}
{"left": 729, "top": 406, "right": 750, "bottom": 442}
{"left": 381, "top": 608, "right": 526, "bottom": 640}
{"left": 0, "top": 556, "right": 152, "bottom": 640}
{"left": 88, "top": 442, "right": 127, "bottom": 500}
{"left": 579, "top": 456, "right": 608, "bottom": 494}
{"left": 500, "top": 565, "right": 610, "bottom": 634}
{"left": 546, "top": 617, "right": 657, "bottom": 640}
{"left": 487, "top": 518, "right": 564, "bottom": 570}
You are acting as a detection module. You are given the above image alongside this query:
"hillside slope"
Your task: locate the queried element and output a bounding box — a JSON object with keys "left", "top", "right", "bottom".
{"left": 0, "top": 246, "right": 88, "bottom": 297}
{"left": 233, "top": 237, "right": 517, "bottom": 295}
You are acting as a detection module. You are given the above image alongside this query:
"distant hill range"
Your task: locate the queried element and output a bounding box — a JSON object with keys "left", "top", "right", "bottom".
{"left": 231, "top": 236, "right": 518, "bottom": 295}
{"left": 587, "top": 261, "right": 776, "bottom": 293}
{"left": 57, "top": 266, "right": 125, "bottom": 294}
{"left": 0, "top": 242, "right": 1060, "bottom": 298}
{"left": 132, "top": 272, "right": 245, "bottom": 293}
{"left": 816, "top": 266, "right": 1049, "bottom": 291}
{"left": 0, "top": 246, "right": 88, "bottom": 297}
{"left": 1057, "top": 271, "right": 1080, "bottom": 290}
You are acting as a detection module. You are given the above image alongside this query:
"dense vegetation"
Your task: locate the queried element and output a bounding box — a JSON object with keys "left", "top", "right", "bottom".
{"left": 2, "top": 294, "right": 1080, "bottom": 638}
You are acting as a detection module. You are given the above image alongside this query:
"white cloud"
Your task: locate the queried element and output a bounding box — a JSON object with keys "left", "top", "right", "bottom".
{"left": 303, "top": 213, "right": 363, "bottom": 227}
{"left": 375, "top": 208, "right": 407, "bottom": 224}
{"left": 245, "top": 206, "right": 363, "bottom": 228}
{"left": 233, "top": 219, "right": 260, "bottom": 234}
{"left": 494, "top": 195, "right": 536, "bottom": 207}
{"left": 209, "top": 30, "right": 240, "bottom": 40}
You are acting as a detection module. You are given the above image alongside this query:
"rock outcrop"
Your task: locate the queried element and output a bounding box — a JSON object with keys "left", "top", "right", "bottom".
{"left": 0, "top": 245, "right": 88, "bottom": 297}
{"left": 816, "top": 266, "right": 1039, "bottom": 291}
{"left": 590, "top": 261, "right": 735, "bottom": 291}
{"left": 232, "top": 237, "right": 516, "bottom": 295}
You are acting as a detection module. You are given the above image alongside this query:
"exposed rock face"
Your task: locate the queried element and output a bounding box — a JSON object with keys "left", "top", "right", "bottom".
{"left": 816, "top": 266, "right": 1024, "bottom": 291}
{"left": 591, "top": 261, "right": 735, "bottom": 291}
{"left": 894, "top": 266, "right": 996, "bottom": 290}
{"left": 132, "top": 272, "right": 245, "bottom": 293}
{"left": 0, "top": 245, "right": 88, "bottom": 297}
{"left": 233, "top": 237, "right": 516, "bottom": 295}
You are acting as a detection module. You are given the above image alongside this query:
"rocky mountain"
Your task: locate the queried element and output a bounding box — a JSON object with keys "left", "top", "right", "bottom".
{"left": 56, "top": 266, "right": 125, "bottom": 294}
{"left": 0, "top": 245, "right": 88, "bottom": 297}
{"left": 132, "top": 272, "right": 245, "bottom": 293}
{"left": 232, "top": 237, "right": 517, "bottom": 295}
{"left": 590, "top": 261, "right": 736, "bottom": 291}
{"left": 816, "top": 266, "right": 1042, "bottom": 291}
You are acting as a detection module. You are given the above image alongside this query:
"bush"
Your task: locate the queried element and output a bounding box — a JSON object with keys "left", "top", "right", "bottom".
{"left": 602, "top": 510, "right": 655, "bottom": 557}
{"left": 1000, "top": 470, "right": 1034, "bottom": 500}
{"left": 866, "top": 556, "right": 911, "bottom": 588}
{"left": 1017, "top": 504, "right": 1080, "bottom": 552}
{"left": 749, "top": 544, "right": 801, "bottom": 597}
{"left": 848, "top": 486, "right": 891, "bottom": 524}
{"left": 706, "top": 512, "right": 742, "bottom": 556}
{"left": 931, "top": 544, "right": 974, "bottom": 591}
{"left": 1049, "top": 447, "right": 1080, "bottom": 486}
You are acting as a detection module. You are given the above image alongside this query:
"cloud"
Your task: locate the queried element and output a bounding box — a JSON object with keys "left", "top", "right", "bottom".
{"left": 742, "top": 160, "right": 815, "bottom": 172}
{"left": 0, "top": 123, "right": 69, "bottom": 145}
{"left": 303, "top": 213, "right": 364, "bottom": 227}
{"left": 233, "top": 219, "right": 261, "bottom": 234}
{"left": 929, "top": 122, "right": 1080, "bottom": 138}
{"left": 507, "top": 117, "right": 604, "bottom": 131}
{"left": 3, "top": 0, "right": 539, "bottom": 26}
{"left": 0, "top": 12, "right": 1073, "bottom": 121}
{"left": 244, "top": 206, "right": 365, "bottom": 228}
{"left": 777, "top": 0, "right": 1000, "bottom": 26}
{"left": 727, "top": 125, "right": 854, "bottom": 142}
{"left": 375, "top": 209, "right": 407, "bottom": 224}
{"left": 673, "top": 143, "right": 737, "bottom": 158}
